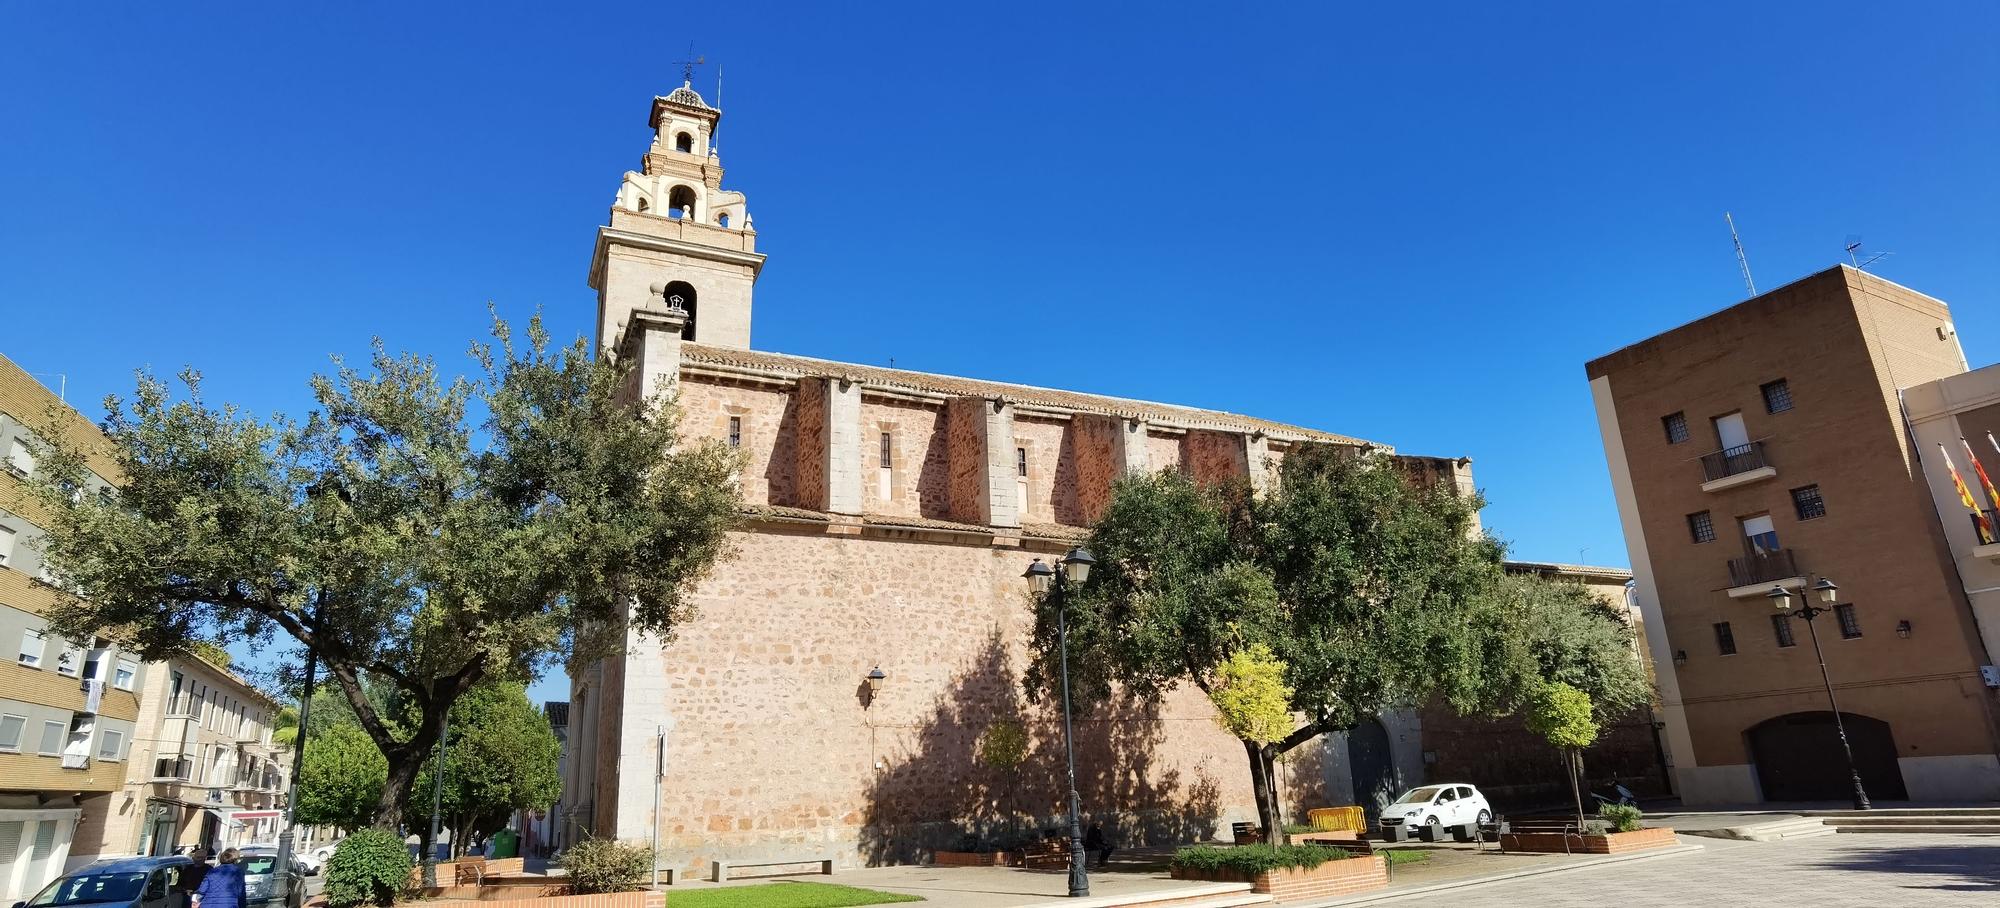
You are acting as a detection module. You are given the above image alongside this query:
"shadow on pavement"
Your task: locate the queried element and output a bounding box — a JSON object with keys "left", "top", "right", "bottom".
{"left": 1810, "top": 843, "right": 2000, "bottom": 892}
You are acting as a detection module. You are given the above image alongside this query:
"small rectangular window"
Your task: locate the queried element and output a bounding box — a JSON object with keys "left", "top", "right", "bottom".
{"left": 1771, "top": 614, "right": 1796, "bottom": 648}
{"left": 1792, "top": 485, "right": 1825, "bottom": 521}
{"left": 55, "top": 644, "right": 81, "bottom": 677}
{"left": 1714, "top": 621, "right": 1737, "bottom": 655}
{"left": 1688, "top": 511, "right": 1715, "bottom": 544}
{"left": 0, "top": 715, "right": 24, "bottom": 752}
{"left": 0, "top": 525, "right": 14, "bottom": 565}
{"left": 727, "top": 416, "right": 741, "bottom": 449}
{"left": 17, "top": 630, "right": 43, "bottom": 668}
{"left": 114, "top": 659, "right": 138, "bottom": 691}
{"left": 38, "top": 720, "right": 63, "bottom": 755}
{"left": 97, "top": 728, "right": 124, "bottom": 760}
{"left": 4, "top": 437, "right": 35, "bottom": 477}
{"left": 1836, "top": 603, "right": 1862, "bottom": 639}
{"left": 1016, "top": 447, "right": 1029, "bottom": 477}
{"left": 879, "top": 432, "right": 893, "bottom": 467}
{"left": 1663, "top": 412, "right": 1690, "bottom": 444}
{"left": 1762, "top": 379, "right": 1793, "bottom": 413}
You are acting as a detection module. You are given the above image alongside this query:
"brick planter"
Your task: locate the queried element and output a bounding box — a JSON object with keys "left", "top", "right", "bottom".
{"left": 1500, "top": 826, "right": 1677, "bottom": 854}
{"left": 931, "top": 850, "right": 1021, "bottom": 867}
{"left": 1172, "top": 854, "right": 1388, "bottom": 900}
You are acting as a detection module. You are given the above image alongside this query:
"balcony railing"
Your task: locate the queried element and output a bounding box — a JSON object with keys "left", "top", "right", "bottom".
{"left": 1701, "top": 442, "right": 1769, "bottom": 482}
{"left": 1728, "top": 548, "right": 1800, "bottom": 589}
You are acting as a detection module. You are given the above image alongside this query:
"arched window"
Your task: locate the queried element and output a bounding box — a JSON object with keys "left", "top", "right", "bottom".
{"left": 675, "top": 132, "right": 694, "bottom": 153}
{"left": 717, "top": 212, "right": 730, "bottom": 228}
{"left": 635, "top": 197, "right": 649, "bottom": 213}
{"left": 662, "top": 280, "right": 698, "bottom": 340}
{"left": 667, "top": 185, "right": 698, "bottom": 220}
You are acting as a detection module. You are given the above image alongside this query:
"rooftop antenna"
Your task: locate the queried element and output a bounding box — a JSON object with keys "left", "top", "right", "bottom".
{"left": 31, "top": 372, "right": 67, "bottom": 402}
{"left": 713, "top": 63, "right": 723, "bottom": 155}
{"left": 1725, "top": 212, "right": 1756, "bottom": 296}
{"left": 1845, "top": 235, "right": 1893, "bottom": 270}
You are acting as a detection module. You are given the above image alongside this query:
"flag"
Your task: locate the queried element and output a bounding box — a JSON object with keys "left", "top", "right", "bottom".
{"left": 1940, "top": 444, "right": 1996, "bottom": 545}
{"left": 1965, "top": 437, "right": 2000, "bottom": 513}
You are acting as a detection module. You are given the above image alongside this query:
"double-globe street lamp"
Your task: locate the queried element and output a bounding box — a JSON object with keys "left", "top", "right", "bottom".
{"left": 1024, "top": 547, "right": 1095, "bottom": 899}
{"left": 1767, "top": 577, "right": 1871, "bottom": 811}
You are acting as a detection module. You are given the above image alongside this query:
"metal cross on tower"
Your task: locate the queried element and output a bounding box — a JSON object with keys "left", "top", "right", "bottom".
{"left": 674, "top": 44, "right": 706, "bottom": 84}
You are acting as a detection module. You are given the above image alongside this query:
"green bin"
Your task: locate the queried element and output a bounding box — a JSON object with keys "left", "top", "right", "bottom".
{"left": 488, "top": 829, "right": 519, "bottom": 859}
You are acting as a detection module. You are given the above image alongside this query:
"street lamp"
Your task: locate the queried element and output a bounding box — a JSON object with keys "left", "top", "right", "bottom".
{"left": 1024, "top": 546, "right": 1094, "bottom": 898}
{"left": 1768, "top": 577, "right": 1871, "bottom": 810}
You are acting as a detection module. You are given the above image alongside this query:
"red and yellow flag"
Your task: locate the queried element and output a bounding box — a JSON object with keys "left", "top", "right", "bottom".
{"left": 1964, "top": 437, "right": 2000, "bottom": 512}
{"left": 1940, "top": 444, "right": 1996, "bottom": 544}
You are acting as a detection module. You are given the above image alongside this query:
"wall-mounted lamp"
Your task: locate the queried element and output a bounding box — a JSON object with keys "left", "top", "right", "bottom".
{"left": 866, "top": 666, "right": 887, "bottom": 694}
{"left": 1895, "top": 620, "right": 1912, "bottom": 639}
{"left": 1672, "top": 650, "right": 1688, "bottom": 667}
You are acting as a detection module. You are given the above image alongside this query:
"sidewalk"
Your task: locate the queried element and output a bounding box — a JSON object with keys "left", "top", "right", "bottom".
{"left": 660, "top": 864, "right": 1224, "bottom": 908}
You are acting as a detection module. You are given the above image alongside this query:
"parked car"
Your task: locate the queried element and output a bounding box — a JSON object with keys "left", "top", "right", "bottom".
{"left": 235, "top": 848, "right": 306, "bottom": 908}
{"left": 239, "top": 845, "right": 319, "bottom": 877}
{"left": 1378, "top": 783, "right": 1493, "bottom": 834}
{"left": 15, "top": 856, "right": 193, "bottom": 908}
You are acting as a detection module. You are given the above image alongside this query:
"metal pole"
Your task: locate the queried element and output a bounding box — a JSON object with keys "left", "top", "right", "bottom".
{"left": 1799, "top": 606, "right": 1871, "bottom": 810}
{"left": 651, "top": 726, "right": 662, "bottom": 888}
{"left": 424, "top": 710, "right": 448, "bottom": 886}
{"left": 1054, "top": 575, "right": 1089, "bottom": 898}
{"left": 275, "top": 654, "right": 315, "bottom": 908}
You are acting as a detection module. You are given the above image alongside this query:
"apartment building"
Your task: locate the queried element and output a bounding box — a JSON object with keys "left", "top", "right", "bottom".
{"left": 0, "top": 356, "right": 146, "bottom": 898}
{"left": 1902, "top": 366, "right": 2000, "bottom": 689}
{"left": 1587, "top": 265, "right": 2000, "bottom": 805}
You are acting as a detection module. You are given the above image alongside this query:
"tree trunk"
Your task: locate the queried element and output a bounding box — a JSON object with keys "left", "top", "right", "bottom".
{"left": 1243, "top": 740, "right": 1287, "bottom": 845}
{"left": 1567, "top": 749, "right": 1586, "bottom": 829}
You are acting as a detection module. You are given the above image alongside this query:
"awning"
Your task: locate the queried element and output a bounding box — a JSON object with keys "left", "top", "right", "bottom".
{"left": 203, "top": 808, "right": 244, "bottom": 828}
{"left": 231, "top": 811, "right": 281, "bottom": 822}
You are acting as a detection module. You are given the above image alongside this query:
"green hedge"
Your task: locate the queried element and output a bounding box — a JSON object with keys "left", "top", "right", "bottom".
{"left": 560, "top": 839, "right": 652, "bottom": 894}
{"left": 1599, "top": 803, "right": 1644, "bottom": 833}
{"left": 1172, "top": 843, "right": 1353, "bottom": 876}
{"left": 323, "top": 828, "right": 412, "bottom": 908}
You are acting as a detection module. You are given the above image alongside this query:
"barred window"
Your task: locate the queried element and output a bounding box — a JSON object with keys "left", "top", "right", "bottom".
{"left": 1714, "top": 621, "right": 1737, "bottom": 655}
{"left": 727, "top": 416, "right": 741, "bottom": 449}
{"left": 1771, "top": 614, "right": 1796, "bottom": 648}
{"left": 1836, "top": 604, "right": 1862, "bottom": 639}
{"left": 1663, "top": 412, "right": 1690, "bottom": 444}
{"left": 1792, "top": 485, "right": 1825, "bottom": 520}
{"left": 1688, "top": 511, "right": 1716, "bottom": 544}
{"left": 1762, "top": 379, "right": 1794, "bottom": 413}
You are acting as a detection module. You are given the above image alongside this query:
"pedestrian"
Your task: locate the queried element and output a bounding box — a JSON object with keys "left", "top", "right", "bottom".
{"left": 181, "top": 847, "right": 211, "bottom": 895}
{"left": 192, "top": 848, "right": 247, "bottom": 908}
{"left": 1084, "top": 822, "right": 1116, "bottom": 869}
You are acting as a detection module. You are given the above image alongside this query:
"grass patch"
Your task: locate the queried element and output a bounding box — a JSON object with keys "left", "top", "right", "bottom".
{"left": 662, "top": 881, "right": 923, "bottom": 907}
{"left": 1383, "top": 849, "right": 1431, "bottom": 866}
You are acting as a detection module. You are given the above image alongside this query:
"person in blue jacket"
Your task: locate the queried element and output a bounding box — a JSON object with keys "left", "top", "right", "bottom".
{"left": 191, "top": 848, "right": 247, "bottom": 908}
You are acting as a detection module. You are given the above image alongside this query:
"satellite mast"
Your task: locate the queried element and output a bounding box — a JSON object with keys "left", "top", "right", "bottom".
{"left": 714, "top": 63, "right": 723, "bottom": 156}
{"left": 1725, "top": 212, "right": 1756, "bottom": 296}
{"left": 1845, "top": 235, "right": 1893, "bottom": 270}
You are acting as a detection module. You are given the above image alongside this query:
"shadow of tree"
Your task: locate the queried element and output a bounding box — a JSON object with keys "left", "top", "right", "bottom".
{"left": 858, "top": 626, "right": 1221, "bottom": 866}
{"left": 1809, "top": 843, "right": 2000, "bottom": 892}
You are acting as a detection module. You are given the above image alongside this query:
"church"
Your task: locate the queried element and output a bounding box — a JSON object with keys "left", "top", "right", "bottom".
{"left": 559, "top": 81, "right": 1601, "bottom": 875}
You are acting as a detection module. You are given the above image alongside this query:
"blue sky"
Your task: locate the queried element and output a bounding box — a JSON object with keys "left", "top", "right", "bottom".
{"left": 4, "top": 2, "right": 1996, "bottom": 704}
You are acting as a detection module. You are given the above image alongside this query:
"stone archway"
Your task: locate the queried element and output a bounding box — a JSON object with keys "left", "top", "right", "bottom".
{"left": 1749, "top": 711, "right": 1908, "bottom": 802}
{"left": 1347, "top": 717, "right": 1396, "bottom": 818}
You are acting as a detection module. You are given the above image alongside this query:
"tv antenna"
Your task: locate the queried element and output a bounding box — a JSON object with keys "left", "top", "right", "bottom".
{"left": 673, "top": 44, "right": 706, "bottom": 84}
{"left": 1725, "top": 212, "right": 1756, "bottom": 296}
{"left": 1844, "top": 235, "right": 1893, "bottom": 270}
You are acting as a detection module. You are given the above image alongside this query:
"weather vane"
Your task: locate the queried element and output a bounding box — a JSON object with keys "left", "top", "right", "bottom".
{"left": 673, "top": 43, "right": 706, "bottom": 84}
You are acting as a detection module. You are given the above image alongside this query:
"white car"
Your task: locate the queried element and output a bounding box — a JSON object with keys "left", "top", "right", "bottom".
{"left": 1378, "top": 783, "right": 1493, "bottom": 834}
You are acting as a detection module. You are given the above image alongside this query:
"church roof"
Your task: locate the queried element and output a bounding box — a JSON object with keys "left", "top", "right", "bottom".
{"left": 662, "top": 83, "right": 713, "bottom": 111}
{"left": 679, "top": 343, "right": 1371, "bottom": 446}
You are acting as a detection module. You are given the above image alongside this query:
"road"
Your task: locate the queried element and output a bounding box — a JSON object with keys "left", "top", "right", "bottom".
{"left": 1364, "top": 833, "right": 1999, "bottom": 906}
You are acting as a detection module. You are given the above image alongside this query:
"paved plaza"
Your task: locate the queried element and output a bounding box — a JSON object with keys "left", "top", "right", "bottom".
{"left": 1354, "top": 834, "right": 1999, "bottom": 907}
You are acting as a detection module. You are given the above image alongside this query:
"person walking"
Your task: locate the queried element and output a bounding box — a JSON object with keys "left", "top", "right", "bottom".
{"left": 180, "top": 848, "right": 211, "bottom": 896}
{"left": 191, "top": 848, "right": 248, "bottom": 908}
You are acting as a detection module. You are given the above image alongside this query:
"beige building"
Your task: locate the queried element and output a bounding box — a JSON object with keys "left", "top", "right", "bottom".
{"left": 73, "top": 653, "right": 289, "bottom": 861}
{"left": 0, "top": 356, "right": 147, "bottom": 896}
{"left": 1902, "top": 366, "right": 2000, "bottom": 686}
{"left": 565, "top": 84, "right": 1489, "bottom": 873}
{"left": 1587, "top": 265, "right": 2000, "bottom": 805}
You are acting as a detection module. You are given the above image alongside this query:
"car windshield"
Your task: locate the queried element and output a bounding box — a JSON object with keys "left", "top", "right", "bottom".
{"left": 28, "top": 872, "right": 145, "bottom": 907}
{"left": 1393, "top": 787, "right": 1441, "bottom": 805}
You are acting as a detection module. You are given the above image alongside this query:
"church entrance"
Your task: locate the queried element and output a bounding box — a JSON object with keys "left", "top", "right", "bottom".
{"left": 1347, "top": 717, "right": 1396, "bottom": 818}
{"left": 1749, "top": 711, "right": 1907, "bottom": 802}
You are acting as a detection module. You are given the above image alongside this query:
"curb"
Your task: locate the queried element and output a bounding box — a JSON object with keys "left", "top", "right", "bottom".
{"left": 1289, "top": 841, "right": 1706, "bottom": 906}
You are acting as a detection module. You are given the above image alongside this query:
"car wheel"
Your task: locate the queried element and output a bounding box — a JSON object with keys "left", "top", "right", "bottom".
{"left": 1425, "top": 815, "right": 1440, "bottom": 829}
{"left": 1476, "top": 809, "right": 1492, "bottom": 826}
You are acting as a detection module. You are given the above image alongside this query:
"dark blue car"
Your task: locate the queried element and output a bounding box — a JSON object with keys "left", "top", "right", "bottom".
{"left": 16, "top": 856, "right": 194, "bottom": 908}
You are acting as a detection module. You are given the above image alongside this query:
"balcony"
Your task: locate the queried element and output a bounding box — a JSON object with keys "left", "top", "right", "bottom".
{"left": 1970, "top": 510, "right": 2000, "bottom": 562}
{"left": 1726, "top": 548, "right": 1806, "bottom": 599}
{"left": 1700, "top": 442, "right": 1777, "bottom": 492}
{"left": 61, "top": 752, "right": 90, "bottom": 769}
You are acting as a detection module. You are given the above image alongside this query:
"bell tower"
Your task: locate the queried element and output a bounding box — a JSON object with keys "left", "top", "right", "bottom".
{"left": 588, "top": 81, "right": 764, "bottom": 351}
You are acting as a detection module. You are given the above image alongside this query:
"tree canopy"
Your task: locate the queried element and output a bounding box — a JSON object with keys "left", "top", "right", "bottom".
{"left": 296, "top": 721, "right": 388, "bottom": 832}
{"left": 408, "top": 681, "right": 563, "bottom": 855}
{"left": 27, "top": 315, "right": 740, "bottom": 825}
{"left": 1026, "top": 444, "right": 1649, "bottom": 841}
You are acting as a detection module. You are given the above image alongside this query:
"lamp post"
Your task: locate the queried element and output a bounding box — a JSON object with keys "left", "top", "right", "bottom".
{"left": 1768, "top": 577, "right": 1871, "bottom": 811}
{"left": 1025, "top": 547, "right": 1095, "bottom": 899}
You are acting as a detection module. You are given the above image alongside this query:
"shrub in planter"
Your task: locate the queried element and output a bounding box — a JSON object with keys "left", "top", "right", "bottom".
{"left": 1599, "top": 803, "right": 1644, "bottom": 833}
{"left": 1172, "top": 843, "right": 1347, "bottom": 877}
{"left": 324, "top": 828, "right": 413, "bottom": 908}
{"left": 560, "top": 839, "right": 652, "bottom": 894}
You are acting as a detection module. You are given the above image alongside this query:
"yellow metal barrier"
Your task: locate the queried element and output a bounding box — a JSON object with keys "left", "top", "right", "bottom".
{"left": 1306, "top": 806, "right": 1366, "bottom": 833}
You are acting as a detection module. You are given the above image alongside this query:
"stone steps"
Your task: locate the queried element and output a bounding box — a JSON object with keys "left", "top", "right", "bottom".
{"left": 1811, "top": 809, "right": 2000, "bottom": 835}
{"left": 1702, "top": 817, "right": 1837, "bottom": 841}
{"left": 1834, "top": 824, "right": 2000, "bottom": 834}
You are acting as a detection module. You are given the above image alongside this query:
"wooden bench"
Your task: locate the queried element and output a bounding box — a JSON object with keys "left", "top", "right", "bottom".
{"left": 710, "top": 858, "right": 834, "bottom": 883}
{"left": 1230, "top": 822, "right": 1264, "bottom": 844}
{"left": 1021, "top": 840, "right": 1072, "bottom": 871}
{"left": 1327, "top": 839, "right": 1376, "bottom": 857}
